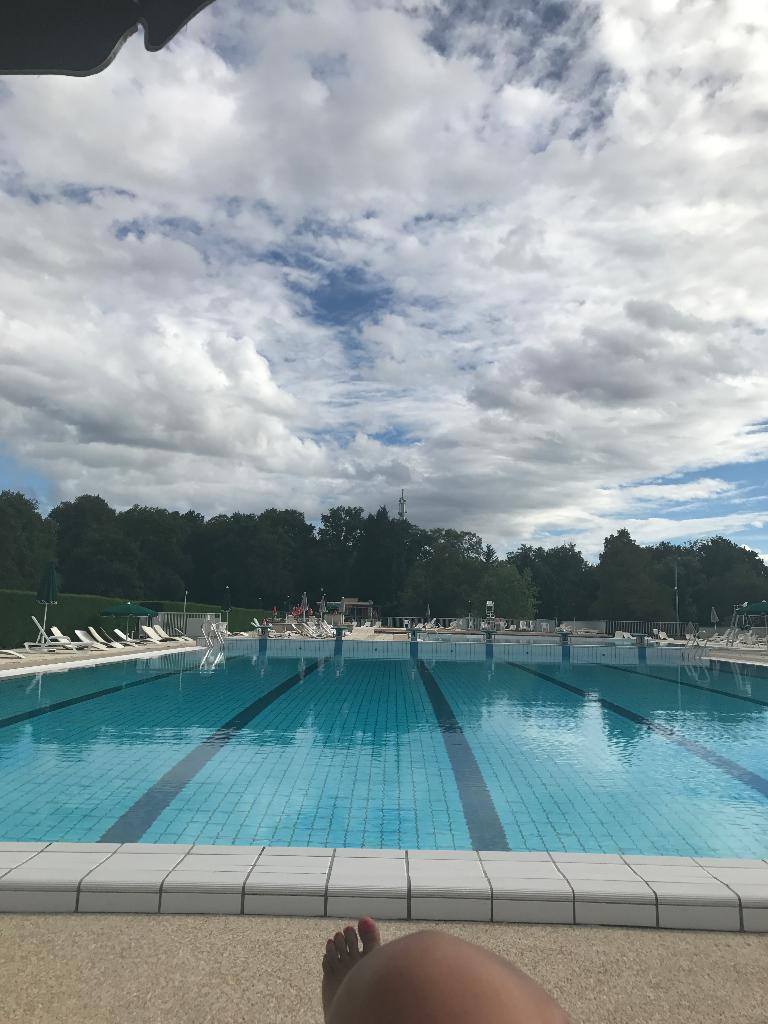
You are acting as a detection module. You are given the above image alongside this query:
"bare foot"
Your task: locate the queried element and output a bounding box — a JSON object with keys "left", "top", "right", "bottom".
{"left": 321, "top": 917, "right": 381, "bottom": 1021}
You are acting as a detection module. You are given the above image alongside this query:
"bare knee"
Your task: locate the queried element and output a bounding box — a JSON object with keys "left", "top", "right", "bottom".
{"left": 329, "top": 928, "right": 568, "bottom": 1024}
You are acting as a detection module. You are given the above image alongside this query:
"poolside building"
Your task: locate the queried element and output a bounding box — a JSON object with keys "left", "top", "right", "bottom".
{"left": 327, "top": 596, "right": 379, "bottom": 624}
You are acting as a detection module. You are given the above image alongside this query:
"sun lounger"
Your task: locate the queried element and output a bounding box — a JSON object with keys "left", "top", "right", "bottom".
{"left": 24, "top": 622, "right": 89, "bottom": 652}
{"left": 140, "top": 625, "right": 172, "bottom": 643}
{"left": 73, "top": 629, "right": 110, "bottom": 650}
{"left": 87, "top": 626, "right": 124, "bottom": 648}
{"left": 113, "top": 628, "right": 151, "bottom": 645}
{"left": 298, "top": 622, "right": 323, "bottom": 638}
{"left": 153, "top": 624, "right": 194, "bottom": 643}
{"left": 112, "top": 629, "right": 141, "bottom": 646}
{"left": 49, "top": 624, "right": 76, "bottom": 644}
{"left": 1, "top": 649, "right": 24, "bottom": 659}
{"left": 25, "top": 619, "right": 82, "bottom": 651}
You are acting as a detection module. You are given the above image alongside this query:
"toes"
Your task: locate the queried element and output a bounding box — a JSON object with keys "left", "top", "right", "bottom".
{"left": 324, "top": 938, "right": 338, "bottom": 972}
{"left": 343, "top": 925, "right": 360, "bottom": 960}
{"left": 333, "top": 931, "right": 347, "bottom": 959}
{"left": 358, "top": 917, "right": 382, "bottom": 954}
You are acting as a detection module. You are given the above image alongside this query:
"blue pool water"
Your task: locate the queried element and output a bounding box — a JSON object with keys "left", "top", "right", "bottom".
{"left": 1, "top": 645, "right": 767, "bottom": 857}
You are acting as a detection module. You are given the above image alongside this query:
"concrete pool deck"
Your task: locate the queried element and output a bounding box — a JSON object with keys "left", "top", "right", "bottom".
{"left": 0, "top": 913, "right": 765, "bottom": 1024}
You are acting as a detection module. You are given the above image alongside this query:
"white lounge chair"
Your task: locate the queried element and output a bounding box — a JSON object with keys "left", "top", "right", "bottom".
{"left": 88, "top": 626, "right": 124, "bottom": 648}
{"left": 113, "top": 629, "right": 145, "bottom": 646}
{"left": 153, "top": 624, "right": 194, "bottom": 643}
{"left": 24, "top": 617, "right": 80, "bottom": 651}
{"left": 141, "top": 624, "right": 183, "bottom": 643}
{"left": 1, "top": 649, "right": 24, "bottom": 659}
{"left": 297, "top": 622, "right": 320, "bottom": 638}
{"left": 46, "top": 623, "right": 71, "bottom": 642}
{"left": 24, "top": 622, "right": 89, "bottom": 652}
{"left": 74, "top": 629, "right": 110, "bottom": 650}
{"left": 141, "top": 625, "right": 168, "bottom": 643}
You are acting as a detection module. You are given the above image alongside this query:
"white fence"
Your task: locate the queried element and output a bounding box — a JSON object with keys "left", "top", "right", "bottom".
{"left": 605, "top": 619, "right": 696, "bottom": 638}
{"left": 156, "top": 611, "right": 224, "bottom": 640}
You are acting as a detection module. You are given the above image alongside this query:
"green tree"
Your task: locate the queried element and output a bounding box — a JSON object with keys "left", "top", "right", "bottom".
{"left": 510, "top": 543, "right": 593, "bottom": 619}
{"left": 118, "top": 505, "right": 196, "bottom": 600}
{"left": 317, "top": 506, "right": 365, "bottom": 598}
{"left": 473, "top": 561, "right": 535, "bottom": 619}
{"left": 48, "top": 494, "right": 141, "bottom": 596}
{"left": 690, "top": 536, "right": 768, "bottom": 622}
{"left": 590, "top": 529, "right": 673, "bottom": 619}
{"left": 400, "top": 528, "right": 485, "bottom": 616}
{"left": 350, "top": 507, "right": 424, "bottom": 613}
{"left": 0, "top": 490, "right": 56, "bottom": 588}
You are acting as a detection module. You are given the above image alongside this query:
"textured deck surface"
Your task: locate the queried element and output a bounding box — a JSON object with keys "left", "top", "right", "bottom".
{"left": 0, "top": 914, "right": 766, "bottom": 1024}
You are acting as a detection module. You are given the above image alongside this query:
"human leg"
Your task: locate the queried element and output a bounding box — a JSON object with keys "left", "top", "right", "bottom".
{"left": 322, "top": 918, "right": 568, "bottom": 1024}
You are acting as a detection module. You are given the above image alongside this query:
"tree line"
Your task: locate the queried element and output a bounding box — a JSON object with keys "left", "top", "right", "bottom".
{"left": 1, "top": 490, "right": 766, "bottom": 623}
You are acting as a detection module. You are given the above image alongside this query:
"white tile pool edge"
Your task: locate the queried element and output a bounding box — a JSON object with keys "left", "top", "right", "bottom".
{"left": 0, "top": 844, "right": 765, "bottom": 931}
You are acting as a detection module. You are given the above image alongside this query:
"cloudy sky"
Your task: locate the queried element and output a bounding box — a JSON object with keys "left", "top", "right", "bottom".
{"left": 1, "top": 0, "right": 767, "bottom": 558}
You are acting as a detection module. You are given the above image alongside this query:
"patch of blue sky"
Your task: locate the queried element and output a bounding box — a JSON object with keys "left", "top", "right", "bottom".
{"left": 210, "top": 195, "right": 283, "bottom": 224}
{"left": 114, "top": 215, "right": 204, "bottom": 242}
{"left": 0, "top": 450, "right": 53, "bottom": 509}
{"left": 304, "top": 266, "right": 394, "bottom": 328}
{"left": 261, "top": 246, "right": 318, "bottom": 274}
{"left": 639, "top": 462, "right": 768, "bottom": 508}
{"left": 2, "top": 174, "right": 135, "bottom": 206}
{"left": 114, "top": 218, "right": 147, "bottom": 241}
{"left": 370, "top": 426, "right": 418, "bottom": 447}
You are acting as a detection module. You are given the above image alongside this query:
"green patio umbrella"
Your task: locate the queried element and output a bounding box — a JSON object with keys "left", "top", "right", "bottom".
{"left": 35, "top": 561, "right": 59, "bottom": 635}
{"left": 101, "top": 601, "right": 157, "bottom": 638}
{"left": 738, "top": 600, "right": 768, "bottom": 640}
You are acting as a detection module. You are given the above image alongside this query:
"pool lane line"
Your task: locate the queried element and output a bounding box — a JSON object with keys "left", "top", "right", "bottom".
{"left": 101, "top": 658, "right": 325, "bottom": 843}
{"left": 508, "top": 662, "right": 768, "bottom": 801}
{"left": 416, "top": 661, "right": 510, "bottom": 851}
{"left": 0, "top": 659, "right": 218, "bottom": 732}
{"left": 604, "top": 664, "right": 768, "bottom": 709}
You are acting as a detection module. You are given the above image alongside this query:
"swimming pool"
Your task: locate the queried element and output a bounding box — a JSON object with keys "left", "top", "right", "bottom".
{"left": 1, "top": 643, "right": 767, "bottom": 858}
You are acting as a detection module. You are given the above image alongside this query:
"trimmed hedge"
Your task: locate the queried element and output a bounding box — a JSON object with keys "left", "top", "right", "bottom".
{"left": 0, "top": 589, "right": 271, "bottom": 649}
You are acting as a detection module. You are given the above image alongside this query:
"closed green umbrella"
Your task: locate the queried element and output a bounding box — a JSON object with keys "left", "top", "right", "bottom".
{"left": 101, "top": 602, "right": 157, "bottom": 638}
{"left": 35, "top": 561, "right": 59, "bottom": 635}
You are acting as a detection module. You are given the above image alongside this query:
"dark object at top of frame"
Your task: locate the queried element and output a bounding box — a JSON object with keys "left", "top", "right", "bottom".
{"left": 1, "top": 0, "right": 217, "bottom": 76}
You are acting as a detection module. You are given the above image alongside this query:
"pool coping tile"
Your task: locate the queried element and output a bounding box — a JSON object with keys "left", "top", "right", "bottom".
{"left": 0, "top": 843, "right": 51, "bottom": 853}
{"left": 0, "top": 846, "right": 763, "bottom": 928}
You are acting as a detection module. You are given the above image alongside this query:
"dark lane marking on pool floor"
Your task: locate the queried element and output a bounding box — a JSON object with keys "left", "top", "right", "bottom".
{"left": 101, "top": 658, "right": 325, "bottom": 843}
{"left": 605, "top": 664, "right": 768, "bottom": 708}
{"left": 417, "top": 661, "right": 509, "bottom": 851}
{"left": 509, "top": 662, "right": 768, "bottom": 801}
{"left": 0, "top": 659, "right": 222, "bottom": 732}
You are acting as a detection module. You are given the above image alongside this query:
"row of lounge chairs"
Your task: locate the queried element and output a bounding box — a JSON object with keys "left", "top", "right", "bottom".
{"left": 700, "top": 629, "right": 768, "bottom": 650}
{"left": 250, "top": 618, "right": 337, "bottom": 640}
{"left": 0, "top": 618, "right": 198, "bottom": 660}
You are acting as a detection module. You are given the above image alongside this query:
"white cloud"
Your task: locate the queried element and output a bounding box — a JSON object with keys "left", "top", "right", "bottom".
{"left": 0, "top": 0, "right": 767, "bottom": 555}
